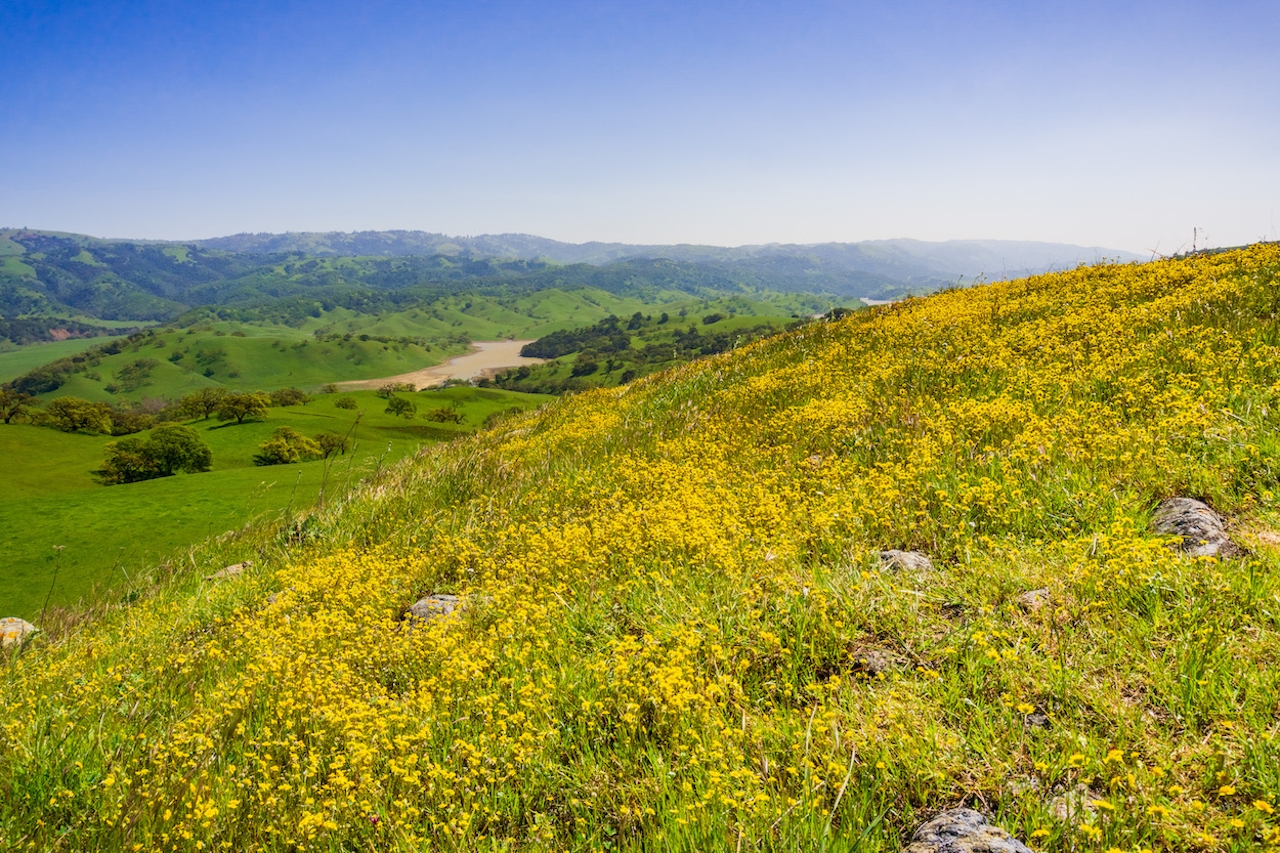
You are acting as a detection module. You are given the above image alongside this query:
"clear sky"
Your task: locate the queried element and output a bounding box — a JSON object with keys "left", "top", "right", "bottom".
{"left": 2, "top": 0, "right": 1276, "bottom": 253}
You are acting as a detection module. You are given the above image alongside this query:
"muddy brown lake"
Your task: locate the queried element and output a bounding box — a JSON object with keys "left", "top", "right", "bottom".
{"left": 335, "top": 340, "right": 546, "bottom": 391}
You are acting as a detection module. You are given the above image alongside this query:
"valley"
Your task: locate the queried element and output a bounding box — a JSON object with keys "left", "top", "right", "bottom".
{"left": 334, "top": 339, "right": 546, "bottom": 390}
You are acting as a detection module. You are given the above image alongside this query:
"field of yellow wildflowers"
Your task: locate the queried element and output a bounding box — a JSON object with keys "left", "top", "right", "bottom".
{"left": 4, "top": 245, "right": 1280, "bottom": 851}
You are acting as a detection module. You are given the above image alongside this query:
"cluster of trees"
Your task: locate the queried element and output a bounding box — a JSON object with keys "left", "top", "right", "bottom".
{"left": 312, "top": 331, "right": 434, "bottom": 350}
{"left": 1, "top": 391, "right": 160, "bottom": 435}
{"left": 2, "top": 380, "right": 346, "bottom": 480}
{"left": 109, "top": 358, "right": 158, "bottom": 392}
{"left": 488, "top": 315, "right": 789, "bottom": 395}
{"left": 98, "top": 426, "right": 212, "bottom": 484}
{"left": 0, "top": 386, "right": 311, "bottom": 437}
{"left": 519, "top": 314, "right": 638, "bottom": 359}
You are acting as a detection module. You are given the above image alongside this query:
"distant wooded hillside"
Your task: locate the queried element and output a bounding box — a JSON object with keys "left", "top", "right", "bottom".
{"left": 0, "top": 228, "right": 1142, "bottom": 341}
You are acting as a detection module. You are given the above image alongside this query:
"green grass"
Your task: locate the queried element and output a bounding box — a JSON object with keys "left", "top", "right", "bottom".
{"left": 0, "top": 387, "right": 551, "bottom": 619}
{"left": 0, "top": 424, "right": 107, "bottom": 497}
{"left": 0, "top": 337, "right": 122, "bottom": 383}
{"left": 313, "top": 289, "right": 663, "bottom": 341}
{"left": 0, "top": 255, "right": 37, "bottom": 277}
{"left": 0, "top": 232, "right": 25, "bottom": 256}
{"left": 29, "top": 326, "right": 460, "bottom": 403}
{"left": 0, "top": 462, "right": 334, "bottom": 620}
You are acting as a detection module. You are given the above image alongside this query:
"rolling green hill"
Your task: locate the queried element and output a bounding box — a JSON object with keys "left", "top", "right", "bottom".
{"left": 7, "top": 289, "right": 833, "bottom": 402}
{"left": 2, "top": 246, "right": 1276, "bottom": 851}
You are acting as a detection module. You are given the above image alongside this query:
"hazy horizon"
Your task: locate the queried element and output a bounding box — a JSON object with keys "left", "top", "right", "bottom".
{"left": 0, "top": 225, "right": 1149, "bottom": 255}
{"left": 3, "top": 1, "right": 1276, "bottom": 256}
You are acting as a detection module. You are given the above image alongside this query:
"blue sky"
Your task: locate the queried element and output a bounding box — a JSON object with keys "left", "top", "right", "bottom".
{"left": 2, "top": 0, "right": 1276, "bottom": 252}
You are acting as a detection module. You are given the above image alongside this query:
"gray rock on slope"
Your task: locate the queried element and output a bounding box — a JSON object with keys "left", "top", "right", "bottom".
{"left": 1015, "top": 588, "right": 1049, "bottom": 612}
{"left": 879, "top": 550, "right": 934, "bottom": 572}
{"left": 406, "top": 594, "right": 461, "bottom": 626}
{"left": 903, "top": 808, "right": 1034, "bottom": 853}
{"left": 1151, "top": 498, "right": 1239, "bottom": 557}
{"left": 205, "top": 560, "right": 253, "bottom": 580}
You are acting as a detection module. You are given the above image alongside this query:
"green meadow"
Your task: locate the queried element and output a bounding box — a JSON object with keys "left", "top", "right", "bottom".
{"left": 0, "top": 337, "right": 118, "bottom": 383}
{"left": 0, "top": 386, "right": 551, "bottom": 619}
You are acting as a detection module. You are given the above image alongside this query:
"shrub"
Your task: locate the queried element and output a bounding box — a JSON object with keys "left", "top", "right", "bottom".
{"left": 423, "top": 407, "right": 464, "bottom": 424}
{"left": 482, "top": 406, "right": 524, "bottom": 430}
{"left": 269, "top": 387, "right": 310, "bottom": 407}
{"left": 385, "top": 396, "right": 416, "bottom": 418}
{"left": 215, "top": 392, "right": 270, "bottom": 424}
{"left": 315, "top": 431, "right": 351, "bottom": 459}
{"left": 254, "top": 427, "right": 322, "bottom": 466}
{"left": 377, "top": 382, "right": 414, "bottom": 398}
{"left": 42, "top": 397, "right": 114, "bottom": 434}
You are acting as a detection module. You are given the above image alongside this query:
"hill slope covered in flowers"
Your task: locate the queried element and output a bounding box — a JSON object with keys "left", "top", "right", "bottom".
{"left": 4, "top": 245, "right": 1280, "bottom": 852}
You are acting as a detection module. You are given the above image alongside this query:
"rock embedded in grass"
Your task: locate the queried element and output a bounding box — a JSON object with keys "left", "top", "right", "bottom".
{"left": 1151, "top": 497, "right": 1239, "bottom": 557}
{"left": 1022, "top": 711, "right": 1051, "bottom": 731}
{"left": 1015, "top": 587, "right": 1049, "bottom": 612}
{"left": 205, "top": 560, "right": 253, "bottom": 580}
{"left": 902, "top": 808, "right": 1033, "bottom": 853}
{"left": 878, "top": 549, "right": 934, "bottom": 572}
{"left": 1048, "top": 785, "right": 1101, "bottom": 822}
{"left": 849, "top": 647, "right": 894, "bottom": 676}
{"left": 406, "top": 594, "right": 461, "bottom": 625}
{"left": 1, "top": 617, "right": 38, "bottom": 647}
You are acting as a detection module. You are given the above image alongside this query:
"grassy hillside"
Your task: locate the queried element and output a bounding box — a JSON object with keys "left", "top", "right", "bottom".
{"left": 0, "top": 337, "right": 122, "bottom": 383}
{"left": 10, "top": 290, "right": 831, "bottom": 402}
{"left": 3, "top": 246, "right": 1280, "bottom": 851}
{"left": 0, "top": 387, "right": 552, "bottom": 619}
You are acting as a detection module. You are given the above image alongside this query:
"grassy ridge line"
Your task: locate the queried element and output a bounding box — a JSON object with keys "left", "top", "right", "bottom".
{"left": 3, "top": 247, "right": 1280, "bottom": 851}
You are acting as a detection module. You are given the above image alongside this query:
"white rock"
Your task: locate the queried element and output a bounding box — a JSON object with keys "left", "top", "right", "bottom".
{"left": 1, "top": 617, "right": 38, "bottom": 648}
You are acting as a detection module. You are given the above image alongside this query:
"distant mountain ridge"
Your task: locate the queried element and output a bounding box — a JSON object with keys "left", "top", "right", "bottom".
{"left": 0, "top": 228, "right": 1145, "bottom": 335}
{"left": 196, "top": 230, "right": 1143, "bottom": 281}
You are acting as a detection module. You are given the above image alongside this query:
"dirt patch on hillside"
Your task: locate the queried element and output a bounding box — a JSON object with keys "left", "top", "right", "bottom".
{"left": 335, "top": 340, "right": 545, "bottom": 391}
